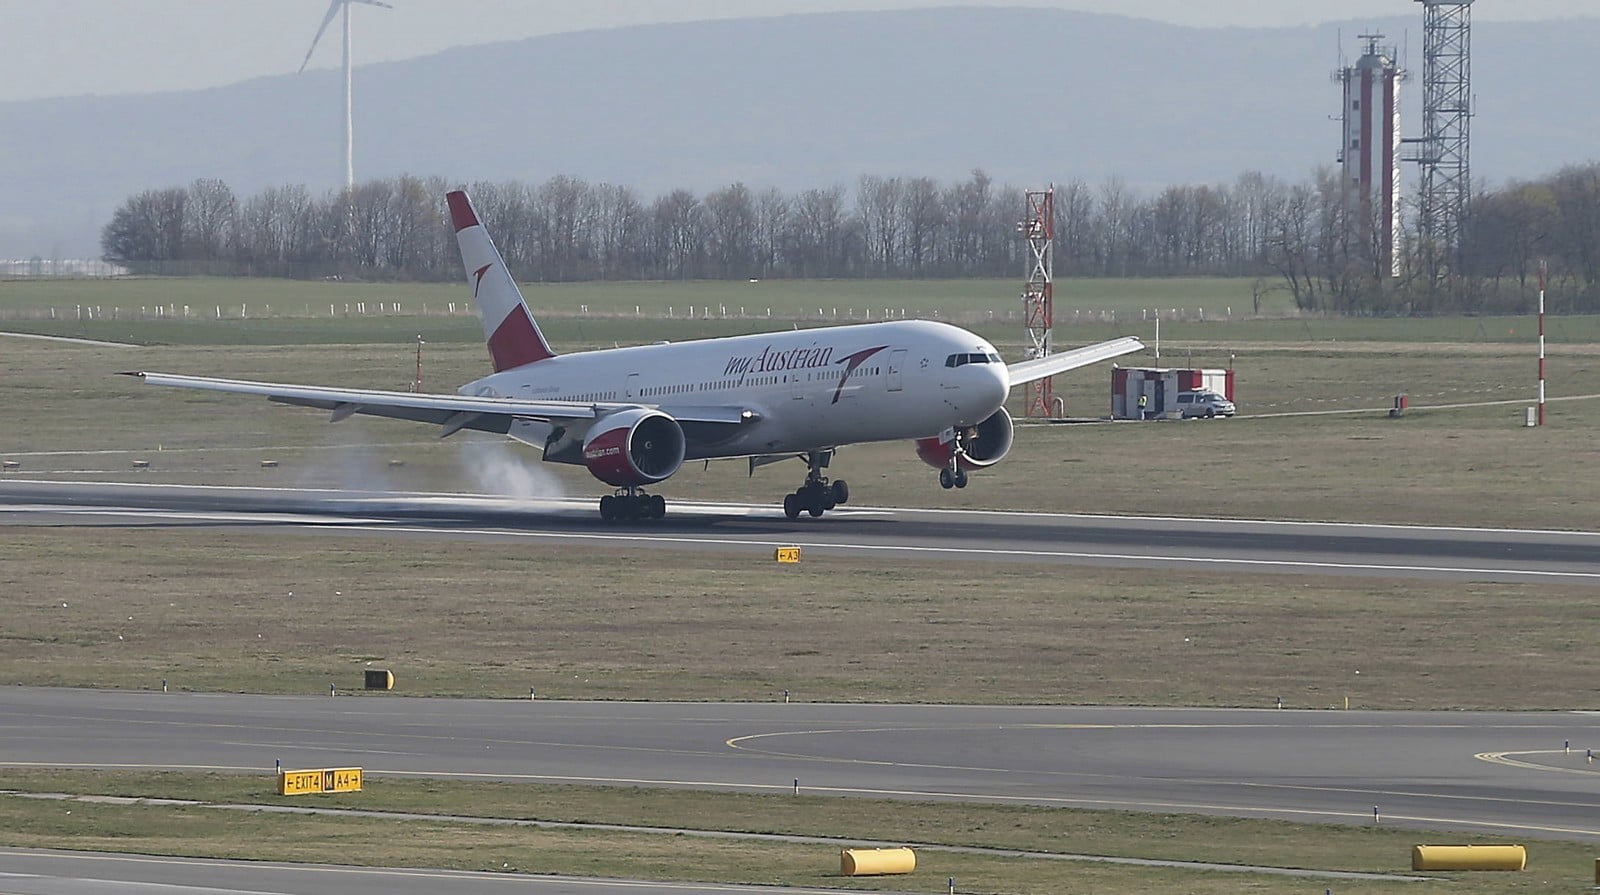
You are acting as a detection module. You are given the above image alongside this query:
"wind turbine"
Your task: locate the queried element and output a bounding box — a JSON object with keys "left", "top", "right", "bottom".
{"left": 299, "top": 0, "right": 393, "bottom": 192}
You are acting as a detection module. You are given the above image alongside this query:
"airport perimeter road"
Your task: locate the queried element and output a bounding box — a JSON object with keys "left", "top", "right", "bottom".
{"left": 2, "top": 480, "right": 1598, "bottom": 584}
{"left": 7, "top": 688, "right": 1600, "bottom": 841}
{"left": 0, "top": 848, "right": 872, "bottom": 895}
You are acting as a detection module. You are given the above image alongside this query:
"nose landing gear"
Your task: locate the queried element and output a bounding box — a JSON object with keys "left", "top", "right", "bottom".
{"left": 599, "top": 487, "right": 666, "bottom": 522}
{"left": 938, "top": 427, "right": 974, "bottom": 489}
{"left": 783, "top": 450, "right": 848, "bottom": 520}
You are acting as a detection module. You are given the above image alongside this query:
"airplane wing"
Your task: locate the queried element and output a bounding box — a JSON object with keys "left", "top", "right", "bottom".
{"left": 1006, "top": 336, "right": 1144, "bottom": 388}
{"left": 122, "top": 372, "right": 756, "bottom": 438}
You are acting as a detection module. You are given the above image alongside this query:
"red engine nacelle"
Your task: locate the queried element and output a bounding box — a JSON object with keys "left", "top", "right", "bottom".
{"left": 582, "top": 408, "right": 686, "bottom": 487}
{"left": 915, "top": 407, "right": 1015, "bottom": 471}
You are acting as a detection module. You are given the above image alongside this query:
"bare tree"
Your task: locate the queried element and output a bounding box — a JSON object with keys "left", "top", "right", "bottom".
{"left": 899, "top": 177, "right": 943, "bottom": 276}
{"left": 857, "top": 175, "right": 903, "bottom": 276}
{"left": 704, "top": 183, "right": 757, "bottom": 279}
{"left": 184, "top": 178, "right": 237, "bottom": 262}
{"left": 651, "top": 189, "right": 704, "bottom": 280}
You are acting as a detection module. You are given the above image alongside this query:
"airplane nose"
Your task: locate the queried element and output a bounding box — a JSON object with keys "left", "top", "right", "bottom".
{"left": 990, "top": 364, "right": 1010, "bottom": 407}
{"left": 977, "top": 363, "right": 1008, "bottom": 411}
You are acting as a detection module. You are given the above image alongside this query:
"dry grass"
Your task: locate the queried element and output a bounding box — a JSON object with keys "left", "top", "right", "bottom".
{"left": 3, "top": 769, "right": 1596, "bottom": 894}
{"left": 2, "top": 527, "right": 1598, "bottom": 708}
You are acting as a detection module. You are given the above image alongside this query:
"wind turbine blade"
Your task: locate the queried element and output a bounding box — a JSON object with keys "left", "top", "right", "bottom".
{"left": 298, "top": 0, "right": 344, "bottom": 73}
{"left": 351, "top": 0, "right": 394, "bottom": 7}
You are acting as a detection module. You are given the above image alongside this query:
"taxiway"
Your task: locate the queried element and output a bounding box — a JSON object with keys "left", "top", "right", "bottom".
{"left": 2, "top": 480, "right": 1597, "bottom": 584}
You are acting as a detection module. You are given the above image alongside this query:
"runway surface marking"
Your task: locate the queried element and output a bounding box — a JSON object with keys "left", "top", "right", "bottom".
{"left": 0, "top": 849, "right": 826, "bottom": 893}
{"left": 726, "top": 726, "right": 1600, "bottom": 809}
{"left": 9, "top": 478, "right": 1600, "bottom": 539}
{"left": 0, "top": 331, "right": 139, "bottom": 347}
{"left": 1477, "top": 750, "right": 1600, "bottom": 777}
{"left": 316, "top": 522, "right": 1600, "bottom": 582}
{"left": 20, "top": 503, "right": 1581, "bottom": 580}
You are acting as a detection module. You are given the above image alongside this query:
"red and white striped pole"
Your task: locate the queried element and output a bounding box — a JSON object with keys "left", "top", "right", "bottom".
{"left": 1538, "top": 260, "right": 1547, "bottom": 427}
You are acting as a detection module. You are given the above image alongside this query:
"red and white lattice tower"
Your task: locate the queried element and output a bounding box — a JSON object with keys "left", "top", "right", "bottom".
{"left": 1020, "top": 188, "right": 1055, "bottom": 418}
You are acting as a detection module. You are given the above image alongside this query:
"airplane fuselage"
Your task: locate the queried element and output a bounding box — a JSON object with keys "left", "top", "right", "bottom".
{"left": 459, "top": 319, "right": 1010, "bottom": 461}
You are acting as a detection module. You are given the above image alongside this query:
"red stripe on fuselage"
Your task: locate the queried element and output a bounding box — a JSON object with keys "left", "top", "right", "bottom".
{"left": 487, "top": 307, "right": 554, "bottom": 371}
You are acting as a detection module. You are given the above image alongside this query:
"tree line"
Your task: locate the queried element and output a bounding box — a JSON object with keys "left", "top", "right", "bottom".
{"left": 100, "top": 163, "right": 1600, "bottom": 315}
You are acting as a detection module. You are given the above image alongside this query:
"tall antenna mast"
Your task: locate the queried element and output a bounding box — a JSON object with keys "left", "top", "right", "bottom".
{"left": 1405, "top": 0, "right": 1474, "bottom": 281}
{"left": 1018, "top": 188, "right": 1055, "bottom": 418}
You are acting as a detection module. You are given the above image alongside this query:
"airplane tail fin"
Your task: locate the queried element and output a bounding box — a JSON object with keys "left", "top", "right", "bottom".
{"left": 447, "top": 189, "right": 556, "bottom": 372}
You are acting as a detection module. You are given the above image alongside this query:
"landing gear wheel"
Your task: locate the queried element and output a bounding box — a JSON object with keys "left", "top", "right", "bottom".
{"left": 784, "top": 449, "right": 842, "bottom": 520}
{"left": 806, "top": 486, "right": 829, "bottom": 517}
{"left": 954, "top": 468, "right": 969, "bottom": 489}
{"left": 598, "top": 490, "right": 666, "bottom": 522}
{"left": 939, "top": 468, "right": 954, "bottom": 490}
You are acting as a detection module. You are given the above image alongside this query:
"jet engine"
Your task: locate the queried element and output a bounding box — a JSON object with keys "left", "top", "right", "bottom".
{"left": 582, "top": 408, "right": 686, "bottom": 487}
{"left": 915, "top": 407, "right": 1014, "bottom": 471}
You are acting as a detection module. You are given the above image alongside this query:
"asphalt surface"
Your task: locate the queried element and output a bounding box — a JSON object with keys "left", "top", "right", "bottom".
{"left": 2, "top": 480, "right": 1598, "bottom": 584}
{"left": 0, "top": 848, "right": 875, "bottom": 895}
{"left": 7, "top": 687, "right": 1600, "bottom": 841}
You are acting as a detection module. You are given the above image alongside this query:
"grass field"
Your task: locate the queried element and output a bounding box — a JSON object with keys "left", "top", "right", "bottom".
{"left": 5, "top": 275, "right": 1600, "bottom": 346}
{"left": 3, "top": 527, "right": 1599, "bottom": 707}
{"left": 3, "top": 768, "right": 1594, "bottom": 894}
{"left": 0, "top": 275, "right": 1296, "bottom": 321}
{"left": 3, "top": 276, "right": 1598, "bottom": 889}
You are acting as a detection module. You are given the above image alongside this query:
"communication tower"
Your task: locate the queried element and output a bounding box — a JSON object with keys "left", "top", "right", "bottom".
{"left": 1406, "top": 0, "right": 1474, "bottom": 277}
{"left": 1018, "top": 189, "right": 1054, "bottom": 418}
{"left": 1336, "top": 34, "right": 1404, "bottom": 278}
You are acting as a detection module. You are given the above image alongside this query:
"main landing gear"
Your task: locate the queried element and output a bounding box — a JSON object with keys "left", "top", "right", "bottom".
{"left": 783, "top": 450, "right": 849, "bottom": 520}
{"left": 599, "top": 487, "right": 666, "bottom": 522}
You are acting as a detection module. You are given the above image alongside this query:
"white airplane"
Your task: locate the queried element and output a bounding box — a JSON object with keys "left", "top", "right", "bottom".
{"left": 126, "top": 190, "right": 1143, "bottom": 521}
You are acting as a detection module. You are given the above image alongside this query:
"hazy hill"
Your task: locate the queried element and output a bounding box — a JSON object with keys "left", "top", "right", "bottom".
{"left": 2, "top": 7, "right": 1596, "bottom": 258}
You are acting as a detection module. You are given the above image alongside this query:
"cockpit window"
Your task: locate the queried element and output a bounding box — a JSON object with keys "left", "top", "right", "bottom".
{"left": 945, "top": 352, "right": 1001, "bottom": 367}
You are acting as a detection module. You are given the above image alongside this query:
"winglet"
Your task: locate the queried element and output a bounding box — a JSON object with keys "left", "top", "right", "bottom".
{"left": 447, "top": 189, "right": 556, "bottom": 372}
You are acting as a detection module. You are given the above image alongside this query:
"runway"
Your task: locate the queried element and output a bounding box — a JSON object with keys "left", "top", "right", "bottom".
{"left": 3, "top": 480, "right": 1598, "bottom": 584}
{"left": 0, "top": 848, "right": 866, "bottom": 895}
{"left": 7, "top": 687, "right": 1600, "bottom": 842}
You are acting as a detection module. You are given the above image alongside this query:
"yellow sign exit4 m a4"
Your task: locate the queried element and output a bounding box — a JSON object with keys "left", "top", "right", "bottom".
{"left": 278, "top": 767, "right": 363, "bottom": 795}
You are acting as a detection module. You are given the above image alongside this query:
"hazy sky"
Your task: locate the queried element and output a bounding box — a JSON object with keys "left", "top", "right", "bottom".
{"left": 3, "top": 0, "right": 1593, "bottom": 103}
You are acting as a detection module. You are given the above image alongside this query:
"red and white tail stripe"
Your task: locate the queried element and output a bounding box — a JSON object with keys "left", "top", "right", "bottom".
{"left": 447, "top": 190, "right": 556, "bottom": 372}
